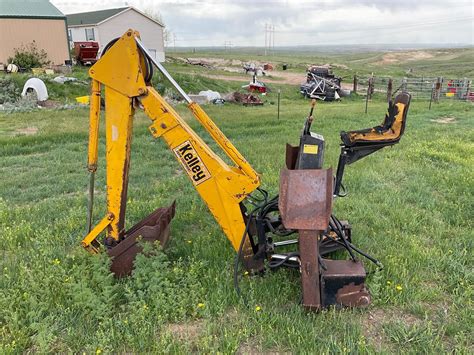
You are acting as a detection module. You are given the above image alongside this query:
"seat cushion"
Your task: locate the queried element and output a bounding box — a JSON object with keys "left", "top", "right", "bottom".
{"left": 340, "top": 95, "right": 409, "bottom": 147}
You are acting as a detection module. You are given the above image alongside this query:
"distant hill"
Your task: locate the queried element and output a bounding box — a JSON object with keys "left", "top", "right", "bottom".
{"left": 168, "top": 43, "right": 473, "bottom": 54}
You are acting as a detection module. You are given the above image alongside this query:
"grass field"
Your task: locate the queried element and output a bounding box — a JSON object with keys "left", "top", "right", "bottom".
{"left": 1, "top": 47, "right": 473, "bottom": 353}
{"left": 168, "top": 47, "right": 474, "bottom": 79}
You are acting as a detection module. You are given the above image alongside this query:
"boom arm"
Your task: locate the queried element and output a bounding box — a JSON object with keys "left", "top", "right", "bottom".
{"left": 82, "top": 30, "right": 260, "bottom": 266}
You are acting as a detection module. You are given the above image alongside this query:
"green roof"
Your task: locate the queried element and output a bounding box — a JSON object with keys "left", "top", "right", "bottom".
{"left": 66, "top": 7, "right": 128, "bottom": 26}
{"left": 0, "top": 0, "right": 65, "bottom": 19}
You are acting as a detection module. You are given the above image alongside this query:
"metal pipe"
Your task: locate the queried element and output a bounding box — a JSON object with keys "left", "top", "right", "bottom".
{"left": 274, "top": 239, "right": 298, "bottom": 247}
{"left": 135, "top": 37, "right": 192, "bottom": 104}
{"left": 277, "top": 89, "right": 280, "bottom": 120}
{"left": 87, "top": 172, "right": 95, "bottom": 233}
{"left": 87, "top": 79, "right": 101, "bottom": 233}
{"left": 270, "top": 253, "right": 300, "bottom": 263}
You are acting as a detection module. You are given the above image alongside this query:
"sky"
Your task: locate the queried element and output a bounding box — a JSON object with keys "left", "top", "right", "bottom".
{"left": 52, "top": 0, "right": 474, "bottom": 47}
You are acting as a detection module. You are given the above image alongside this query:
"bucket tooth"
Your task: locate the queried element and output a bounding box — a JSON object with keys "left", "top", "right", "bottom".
{"left": 108, "top": 201, "right": 176, "bottom": 277}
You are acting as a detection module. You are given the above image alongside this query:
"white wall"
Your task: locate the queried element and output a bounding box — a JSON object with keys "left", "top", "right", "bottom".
{"left": 97, "top": 9, "right": 165, "bottom": 62}
{"left": 69, "top": 26, "right": 100, "bottom": 43}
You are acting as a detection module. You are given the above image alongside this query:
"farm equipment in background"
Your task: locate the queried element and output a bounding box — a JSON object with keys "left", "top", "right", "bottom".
{"left": 81, "top": 29, "right": 411, "bottom": 310}
{"left": 73, "top": 42, "right": 99, "bottom": 65}
{"left": 300, "top": 66, "right": 343, "bottom": 101}
{"left": 242, "top": 74, "right": 267, "bottom": 93}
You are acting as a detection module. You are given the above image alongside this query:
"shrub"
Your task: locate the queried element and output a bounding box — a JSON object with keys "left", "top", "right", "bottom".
{"left": 7, "top": 41, "right": 50, "bottom": 70}
{"left": 0, "top": 76, "right": 21, "bottom": 104}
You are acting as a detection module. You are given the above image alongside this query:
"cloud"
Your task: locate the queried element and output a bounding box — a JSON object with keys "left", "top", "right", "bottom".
{"left": 52, "top": 0, "right": 473, "bottom": 46}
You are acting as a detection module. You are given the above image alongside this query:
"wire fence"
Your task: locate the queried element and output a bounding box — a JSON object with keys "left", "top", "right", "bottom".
{"left": 353, "top": 75, "right": 472, "bottom": 101}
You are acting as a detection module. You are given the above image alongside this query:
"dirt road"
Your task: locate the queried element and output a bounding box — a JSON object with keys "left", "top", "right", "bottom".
{"left": 178, "top": 70, "right": 306, "bottom": 86}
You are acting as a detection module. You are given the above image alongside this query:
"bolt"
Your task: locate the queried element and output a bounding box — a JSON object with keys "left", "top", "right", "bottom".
{"left": 358, "top": 296, "right": 371, "bottom": 307}
{"left": 150, "top": 127, "right": 157, "bottom": 133}
{"left": 160, "top": 123, "right": 167, "bottom": 129}
{"left": 107, "top": 213, "right": 114, "bottom": 220}
{"left": 127, "top": 31, "right": 132, "bottom": 37}
{"left": 138, "top": 88, "right": 147, "bottom": 95}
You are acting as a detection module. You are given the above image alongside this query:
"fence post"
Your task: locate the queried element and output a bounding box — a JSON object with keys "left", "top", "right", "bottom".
{"left": 365, "top": 75, "right": 373, "bottom": 114}
{"left": 429, "top": 83, "right": 434, "bottom": 110}
{"left": 369, "top": 75, "right": 374, "bottom": 98}
{"left": 277, "top": 89, "right": 281, "bottom": 120}
{"left": 462, "top": 78, "right": 469, "bottom": 99}
{"left": 435, "top": 77, "right": 442, "bottom": 103}
{"left": 353, "top": 75, "right": 358, "bottom": 94}
{"left": 387, "top": 78, "right": 393, "bottom": 102}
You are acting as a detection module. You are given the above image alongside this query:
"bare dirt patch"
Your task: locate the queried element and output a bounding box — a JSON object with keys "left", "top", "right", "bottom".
{"left": 168, "top": 319, "right": 205, "bottom": 343}
{"left": 431, "top": 116, "right": 457, "bottom": 124}
{"left": 14, "top": 126, "right": 38, "bottom": 136}
{"left": 376, "top": 51, "right": 435, "bottom": 65}
{"left": 237, "top": 341, "right": 289, "bottom": 355}
{"left": 198, "top": 70, "right": 306, "bottom": 86}
{"left": 362, "top": 308, "right": 422, "bottom": 351}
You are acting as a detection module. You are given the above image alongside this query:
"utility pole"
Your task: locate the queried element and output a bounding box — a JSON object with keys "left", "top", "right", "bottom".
{"left": 272, "top": 25, "right": 275, "bottom": 51}
{"left": 224, "top": 41, "right": 233, "bottom": 52}
{"left": 264, "top": 24, "right": 268, "bottom": 56}
{"left": 264, "top": 24, "right": 276, "bottom": 55}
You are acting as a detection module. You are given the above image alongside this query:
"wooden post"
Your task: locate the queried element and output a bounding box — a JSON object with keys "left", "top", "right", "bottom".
{"left": 462, "top": 78, "right": 469, "bottom": 99}
{"left": 387, "top": 78, "right": 393, "bottom": 102}
{"left": 365, "top": 75, "right": 373, "bottom": 114}
{"left": 369, "top": 75, "right": 374, "bottom": 99}
{"left": 365, "top": 84, "right": 370, "bottom": 114}
{"left": 435, "top": 77, "right": 442, "bottom": 103}
{"left": 429, "top": 83, "right": 434, "bottom": 110}
{"left": 353, "top": 75, "right": 358, "bottom": 94}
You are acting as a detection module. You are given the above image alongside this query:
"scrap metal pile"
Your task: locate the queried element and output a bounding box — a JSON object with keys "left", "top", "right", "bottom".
{"left": 300, "top": 66, "right": 342, "bottom": 101}
{"left": 224, "top": 91, "right": 263, "bottom": 106}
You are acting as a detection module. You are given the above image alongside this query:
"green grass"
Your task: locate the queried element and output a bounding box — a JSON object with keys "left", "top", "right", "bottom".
{"left": 0, "top": 84, "right": 472, "bottom": 353}
{"left": 3, "top": 46, "right": 472, "bottom": 107}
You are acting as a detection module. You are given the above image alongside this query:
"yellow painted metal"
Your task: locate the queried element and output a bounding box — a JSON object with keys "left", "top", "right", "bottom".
{"left": 188, "top": 102, "right": 259, "bottom": 185}
{"left": 83, "top": 28, "right": 260, "bottom": 256}
{"left": 104, "top": 87, "right": 135, "bottom": 241}
{"left": 89, "top": 29, "right": 147, "bottom": 98}
{"left": 82, "top": 213, "right": 114, "bottom": 253}
{"left": 142, "top": 87, "right": 260, "bottom": 250}
{"left": 87, "top": 79, "right": 101, "bottom": 172}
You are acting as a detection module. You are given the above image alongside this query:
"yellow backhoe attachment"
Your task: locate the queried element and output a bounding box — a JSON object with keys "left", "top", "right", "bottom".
{"left": 82, "top": 30, "right": 261, "bottom": 275}
{"left": 80, "top": 29, "right": 411, "bottom": 311}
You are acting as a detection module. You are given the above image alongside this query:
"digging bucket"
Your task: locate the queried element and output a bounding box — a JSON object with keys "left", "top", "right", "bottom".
{"left": 108, "top": 201, "right": 176, "bottom": 277}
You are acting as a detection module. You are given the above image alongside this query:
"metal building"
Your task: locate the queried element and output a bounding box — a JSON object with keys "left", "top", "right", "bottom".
{"left": 0, "top": 0, "right": 70, "bottom": 65}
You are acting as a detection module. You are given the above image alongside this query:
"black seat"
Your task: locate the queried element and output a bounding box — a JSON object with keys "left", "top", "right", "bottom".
{"left": 333, "top": 92, "right": 411, "bottom": 196}
{"left": 340, "top": 92, "right": 411, "bottom": 147}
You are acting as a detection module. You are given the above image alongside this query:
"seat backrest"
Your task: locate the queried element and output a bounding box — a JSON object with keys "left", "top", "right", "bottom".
{"left": 392, "top": 92, "right": 411, "bottom": 139}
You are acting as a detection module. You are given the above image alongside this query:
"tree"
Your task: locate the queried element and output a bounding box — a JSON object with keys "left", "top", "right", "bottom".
{"left": 142, "top": 7, "right": 174, "bottom": 47}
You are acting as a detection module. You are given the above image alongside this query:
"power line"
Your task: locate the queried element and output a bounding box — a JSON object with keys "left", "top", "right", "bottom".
{"left": 224, "top": 41, "right": 233, "bottom": 51}
{"left": 264, "top": 23, "right": 276, "bottom": 55}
